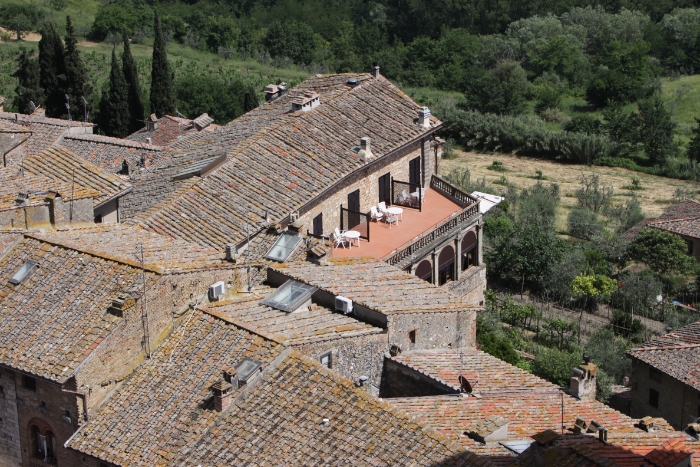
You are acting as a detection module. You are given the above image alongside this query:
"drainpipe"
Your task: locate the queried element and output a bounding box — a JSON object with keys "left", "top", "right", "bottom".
{"left": 61, "top": 386, "right": 89, "bottom": 422}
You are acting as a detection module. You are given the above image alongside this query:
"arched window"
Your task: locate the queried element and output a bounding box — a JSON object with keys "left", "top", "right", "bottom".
{"left": 438, "top": 246, "right": 455, "bottom": 286}
{"left": 415, "top": 259, "right": 432, "bottom": 283}
{"left": 461, "top": 231, "right": 478, "bottom": 271}
{"left": 28, "top": 420, "right": 57, "bottom": 464}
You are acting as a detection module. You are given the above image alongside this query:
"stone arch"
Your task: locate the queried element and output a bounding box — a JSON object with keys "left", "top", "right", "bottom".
{"left": 462, "top": 230, "right": 477, "bottom": 251}
{"left": 437, "top": 245, "right": 455, "bottom": 286}
{"left": 415, "top": 259, "right": 432, "bottom": 282}
{"left": 438, "top": 245, "right": 454, "bottom": 267}
{"left": 461, "top": 230, "right": 478, "bottom": 271}
{"left": 27, "top": 418, "right": 56, "bottom": 462}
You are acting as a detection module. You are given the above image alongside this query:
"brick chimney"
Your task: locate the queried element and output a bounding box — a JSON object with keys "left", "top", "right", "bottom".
{"left": 212, "top": 379, "right": 233, "bottom": 412}
{"left": 570, "top": 355, "right": 597, "bottom": 401}
{"left": 358, "top": 137, "right": 373, "bottom": 162}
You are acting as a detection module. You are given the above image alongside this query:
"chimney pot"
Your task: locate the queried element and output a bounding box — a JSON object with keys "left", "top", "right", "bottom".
{"left": 358, "top": 376, "right": 368, "bottom": 387}
{"left": 418, "top": 107, "right": 431, "bottom": 128}
{"left": 358, "top": 137, "right": 373, "bottom": 162}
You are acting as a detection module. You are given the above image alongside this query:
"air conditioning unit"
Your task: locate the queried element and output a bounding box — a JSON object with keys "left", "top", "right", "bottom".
{"left": 335, "top": 296, "right": 353, "bottom": 314}
{"left": 208, "top": 281, "right": 225, "bottom": 301}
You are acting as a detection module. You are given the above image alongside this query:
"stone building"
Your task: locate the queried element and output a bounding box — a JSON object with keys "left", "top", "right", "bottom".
{"left": 627, "top": 319, "right": 700, "bottom": 431}
{"left": 0, "top": 225, "right": 250, "bottom": 467}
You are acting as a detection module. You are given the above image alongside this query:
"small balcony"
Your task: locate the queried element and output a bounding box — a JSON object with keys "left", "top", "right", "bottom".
{"left": 333, "top": 175, "right": 480, "bottom": 268}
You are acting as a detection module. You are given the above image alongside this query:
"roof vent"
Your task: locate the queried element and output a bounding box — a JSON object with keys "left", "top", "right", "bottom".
{"left": 532, "top": 429, "right": 560, "bottom": 447}
{"left": 685, "top": 418, "right": 700, "bottom": 440}
{"left": 573, "top": 417, "right": 587, "bottom": 434}
{"left": 9, "top": 260, "right": 38, "bottom": 285}
{"left": 146, "top": 137, "right": 152, "bottom": 145}
{"left": 335, "top": 296, "right": 352, "bottom": 314}
{"left": 639, "top": 416, "right": 655, "bottom": 432}
{"left": 598, "top": 426, "right": 608, "bottom": 443}
{"left": 291, "top": 91, "right": 320, "bottom": 112}
{"left": 467, "top": 416, "right": 508, "bottom": 443}
{"left": 358, "top": 137, "right": 373, "bottom": 162}
{"left": 418, "top": 107, "right": 431, "bottom": 128}
{"left": 208, "top": 281, "right": 225, "bottom": 301}
{"left": 347, "top": 78, "right": 359, "bottom": 87}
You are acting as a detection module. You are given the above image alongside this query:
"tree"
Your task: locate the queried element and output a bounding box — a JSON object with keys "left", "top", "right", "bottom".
{"left": 629, "top": 227, "right": 696, "bottom": 274}
{"left": 122, "top": 30, "right": 145, "bottom": 133}
{"left": 635, "top": 96, "right": 679, "bottom": 165}
{"left": 564, "top": 115, "right": 603, "bottom": 135}
{"left": 12, "top": 47, "right": 44, "bottom": 114}
{"left": 62, "top": 16, "right": 91, "bottom": 121}
{"left": 38, "top": 22, "right": 65, "bottom": 118}
{"left": 150, "top": 10, "right": 175, "bottom": 118}
{"left": 685, "top": 118, "right": 700, "bottom": 163}
{"left": 567, "top": 208, "right": 605, "bottom": 240}
{"left": 477, "top": 332, "right": 522, "bottom": 366}
{"left": 263, "top": 20, "right": 318, "bottom": 65}
{"left": 0, "top": 3, "right": 37, "bottom": 40}
{"left": 464, "top": 61, "right": 529, "bottom": 115}
{"left": 532, "top": 347, "right": 581, "bottom": 386}
{"left": 243, "top": 86, "right": 259, "bottom": 113}
{"left": 575, "top": 174, "right": 613, "bottom": 213}
{"left": 99, "top": 49, "right": 130, "bottom": 137}
{"left": 571, "top": 274, "right": 617, "bottom": 310}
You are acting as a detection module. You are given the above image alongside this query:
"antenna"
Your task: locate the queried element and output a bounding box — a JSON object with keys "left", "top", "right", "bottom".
{"left": 69, "top": 168, "right": 75, "bottom": 222}
{"left": 65, "top": 94, "right": 71, "bottom": 121}
{"left": 81, "top": 96, "right": 88, "bottom": 123}
{"left": 139, "top": 244, "right": 152, "bottom": 359}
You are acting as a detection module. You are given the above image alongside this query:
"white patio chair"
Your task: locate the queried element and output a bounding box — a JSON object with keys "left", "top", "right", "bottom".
{"left": 333, "top": 230, "right": 348, "bottom": 248}
{"left": 386, "top": 213, "right": 399, "bottom": 229}
{"left": 370, "top": 206, "right": 384, "bottom": 222}
{"left": 378, "top": 201, "right": 387, "bottom": 213}
{"left": 420, "top": 189, "right": 426, "bottom": 204}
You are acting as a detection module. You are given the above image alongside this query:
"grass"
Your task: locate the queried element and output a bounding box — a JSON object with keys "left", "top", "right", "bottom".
{"left": 440, "top": 151, "right": 700, "bottom": 232}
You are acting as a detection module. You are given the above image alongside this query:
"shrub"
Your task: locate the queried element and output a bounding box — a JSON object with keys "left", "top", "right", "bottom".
{"left": 564, "top": 115, "right": 603, "bottom": 135}
{"left": 567, "top": 208, "right": 605, "bottom": 239}
{"left": 532, "top": 347, "right": 581, "bottom": 386}
{"left": 477, "top": 332, "right": 522, "bottom": 366}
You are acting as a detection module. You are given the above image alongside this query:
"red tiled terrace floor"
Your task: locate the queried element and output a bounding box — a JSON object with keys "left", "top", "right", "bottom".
{"left": 333, "top": 188, "right": 463, "bottom": 259}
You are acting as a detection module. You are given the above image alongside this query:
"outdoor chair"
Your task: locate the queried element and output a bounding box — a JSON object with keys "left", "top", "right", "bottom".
{"left": 333, "top": 228, "right": 348, "bottom": 248}
{"left": 370, "top": 206, "right": 384, "bottom": 222}
{"left": 386, "top": 213, "right": 399, "bottom": 229}
{"left": 378, "top": 202, "right": 387, "bottom": 214}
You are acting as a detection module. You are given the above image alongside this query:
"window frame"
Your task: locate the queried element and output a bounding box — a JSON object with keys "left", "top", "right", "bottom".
{"left": 649, "top": 388, "right": 660, "bottom": 408}
{"left": 320, "top": 352, "right": 332, "bottom": 369}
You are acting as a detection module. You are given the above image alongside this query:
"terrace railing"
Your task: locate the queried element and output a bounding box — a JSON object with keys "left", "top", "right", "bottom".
{"left": 391, "top": 180, "right": 422, "bottom": 212}
{"left": 340, "top": 207, "right": 370, "bottom": 241}
{"left": 430, "top": 174, "right": 480, "bottom": 208}
{"left": 382, "top": 189, "right": 480, "bottom": 268}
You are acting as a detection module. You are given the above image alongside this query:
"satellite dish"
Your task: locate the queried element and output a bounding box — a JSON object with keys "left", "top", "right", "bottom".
{"left": 28, "top": 101, "right": 36, "bottom": 112}
{"left": 458, "top": 375, "right": 472, "bottom": 393}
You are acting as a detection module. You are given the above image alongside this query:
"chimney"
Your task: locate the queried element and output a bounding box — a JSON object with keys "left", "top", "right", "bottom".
{"left": 598, "top": 426, "right": 608, "bottom": 443}
{"left": 225, "top": 244, "right": 237, "bottom": 262}
{"left": 146, "top": 114, "right": 158, "bottom": 131}
{"left": 211, "top": 379, "right": 233, "bottom": 412}
{"left": 466, "top": 416, "right": 508, "bottom": 443}
{"left": 146, "top": 137, "right": 152, "bottom": 145}
{"left": 570, "top": 355, "right": 597, "bottom": 401}
{"left": 418, "top": 107, "right": 431, "bottom": 128}
{"left": 358, "top": 137, "right": 373, "bottom": 162}
{"left": 639, "top": 416, "right": 656, "bottom": 432}
{"left": 372, "top": 63, "right": 380, "bottom": 79}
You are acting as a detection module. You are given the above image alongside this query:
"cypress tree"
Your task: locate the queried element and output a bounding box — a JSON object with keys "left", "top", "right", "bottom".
{"left": 12, "top": 47, "right": 44, "bottom": 114}
{"left": 99, "top": 49, "right": 130, "bottom": 137}
{"left": 243, "top": 86, "right": 259, "bottom": 113}
{"left": 122, "top": 29, "right": 145, "bottom": 134}
{"left": 149, "top": 10, "right": 175, "bottom": 117}
{"left": 63, "top": 16, "right": 91, "bottom": 121}
{"left": 39, "top": 23, "right": 65, "bottom": 117}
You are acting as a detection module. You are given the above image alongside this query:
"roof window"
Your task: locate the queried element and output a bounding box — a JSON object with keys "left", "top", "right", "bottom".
{"left": 9, "top": 260, "right": 38, "bottom": 285}
{"left": 260, "top": 279, "right": 317, "bottom": 313}
{"left": 264, "top": 231, "right": 302, "bottom": 262}
{"left": 234, "top": 358, "right": 262, "bottom": 385}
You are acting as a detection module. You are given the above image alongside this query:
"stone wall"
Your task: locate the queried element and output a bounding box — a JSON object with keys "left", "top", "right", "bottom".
{"left": 387, "top": 310, "right": 476, "bottom": 355}
{"left": 0, "top": 370, "right": 21, "bottom": 467}
{"left": 294, "top": 332, "right": 387, "bottom": 394}
{"left": 380, "top": 357, "right": 457, "bottom": 398}
{"left": 445, "top": 265, "right": 486, "bottom": 306}
{"left": 629, "top": 359, "right": 700, "bottom": 430}
{"left": 296, "top": 139, "right": 428, "bottom": 237}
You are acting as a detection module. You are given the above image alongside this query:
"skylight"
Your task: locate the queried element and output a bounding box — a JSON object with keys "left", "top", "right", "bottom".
{"left": 499, "top": 440, "right": 533, "bottom": 454}
{"left": 9, "top": 260, "right": 37, "bottom": 285}
{"left": 264, "top": 231, "right": 302, "bottom": 262}
{"left": 234, "top": 358, "right": 262, "bottom": 383}
{"left": 260, "top": 279, "right": 317, "bottom": 313}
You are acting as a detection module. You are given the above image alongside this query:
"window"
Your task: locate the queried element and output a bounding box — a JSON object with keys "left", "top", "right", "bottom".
{"left": 9, "top": 260, "right": 38, "bottom": 285}
{"left": 94, "top": 214, "right": 103, "bottom": 224}
{"left": 264, "top": 232, "right": 303, "bottom": 262}
{"left": 649, "top": 368, "right": 663, "bottom": 383}
{"left": 312, "top": 213, "right": 323, "bottom": 237}
{"left": 0, "top": 385, "right": 3, "bottom": 394}
{"left": 409, "top": 330, "right": 416, "bottom": 343}
{"left": 30, "top": 425, "right": 56, "bottom": 463}
{"left": 320, "top": 352, "right": 332, "bottom": 368}
{"left": 649, "top": 388, "right": 659, "bottom": 408}
{"left": 260, "top": 280, "right": 317, "bottom": 313}
{"left": 22, "top": 375, "right": 36, "bottom": 392}
{"left": 688, "top": 240, "right": 694, "bottom": 255}
{"left": 438, "top": 262, "right": 454, "bottom": 286}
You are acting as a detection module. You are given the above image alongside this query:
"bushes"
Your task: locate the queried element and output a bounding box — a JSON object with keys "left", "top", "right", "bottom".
{"left": 531, "top": 347, "right": 581, "bottom": 386}
{"left": 568, "top": 208, "right": 604, "bottom": 239}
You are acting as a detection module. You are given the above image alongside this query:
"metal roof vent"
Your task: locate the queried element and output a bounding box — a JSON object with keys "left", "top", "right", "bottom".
{"left": 347, "top": 78, "right": 359, "bottom": 87}
{"left": 208, "top": 281, "right": 225, "bottom": 301}
{"left": 9, "top": 260, "right": 38, "bottom": 285}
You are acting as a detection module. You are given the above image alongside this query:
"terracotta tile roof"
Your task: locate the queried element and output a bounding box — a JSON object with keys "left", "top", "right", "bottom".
{"left": 0, "top": 111, "right": 93, "bottom": 128}
{"left": 67, "top": 309, "right": 484, "bottom": 466}
{"left": 623, "top": 199, "right": 700, "bottom": 240}
{"left": 125, "top": 113, "right": 218, "bottom": 146}
{"left": 30, "top": 223, "right": 227, "bottom": 273}
{"left": 390, "top": 349, "right": 556, "bottom": 397}
{"left": 0, "top": 119, "right": 29, "bottom": 133}
{"left": 0, "top": 236, "right": 146, "bottom": 381}
{"left": 22, "top": 146, "right": 132, "bottom": 207}
{"left": 204, "top": 293, "right": 382, "bottom": 344}
{"left": 59, "top": 134, "right": 171, "bottom": 173}
{"left": 627, "top": 319, "right": 700, "bottom": 391}
{"left": 0, "top": 167, "right": 100, "bottom": 211}
{"left": 139, "top": 74, "right": 441, "bottom": 250}
{"left": 273, "top": 258, "right": 475, "bottom": 315}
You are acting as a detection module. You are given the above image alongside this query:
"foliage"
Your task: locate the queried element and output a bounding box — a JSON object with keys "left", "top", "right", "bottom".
{"left": 463, "top": 61, "right": 529, "bottom": 115}
{"left": 686, "top": 118, "right": 700, "bottom": 163}
{"left": 635, "top": 95, "right": 680, "bottom": 165}
{"left": 567, "top": 208, "right": 605, "bottom": 240}
{"left": 607, "top": 197, "right": 645, "bottom": 234}
{"left": 443, "top": 166, "right": 498, "bottom": 195}
{"left": 243, "top": 86, "right": 259, "bottom": 113}
{"left": 532, "top": 347, "right": 581, "bottom": 386}
{"left": 39, "top": 22, "right": 65, "bottom": 118}
{"left": 122, "top": 31, "right": 145, "bottom": 134}
{"left": 611, "top": 310, "right": 645, "bottom": 341}
{"left": 575, "top": 174, "right": 614, "bottom": 213}
{"left": 12, "top": 47, "right": 43, "bottom": 114}
{"left": 0, "top": 3, "right": 43, "bottom": 40}
{"left": 571, "top": 274, "right": 617, "bottom": 301}
{"left": 629, "top": 227, "right": 697, "bottom": 274}
{"left": 564, "top": 115, "right": 603, "bottom": 135}
{"left": 542, "top": 317, "right": 578, "bottom": 350}
{"left": 63, "top": 17, "right": 92, "bottom": 120}
{"left": 263, "top": 20, "right": 318, "bottom": 66}
{"left": 514, "top": 182, "right": 560, "bottom": 231}
{"left": 543, "top": 248, "right": 587, "bottom": 302}
{"left": 174, "top": 66, "right": 245, "bottom": 124}
{"left": 585, "top": 328, "right": 632, "bottom": 383}
{"left": 150, "top": 10, "right": 175, "bottom": 117}
{"left": 613, "top": 270, "right": 662, "bottom": 315}
{"left": 477, "top": 332, "right": 522, "bottom": 366}
{"left": 98, "top": 48, "right": 129, "bottom": 137}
